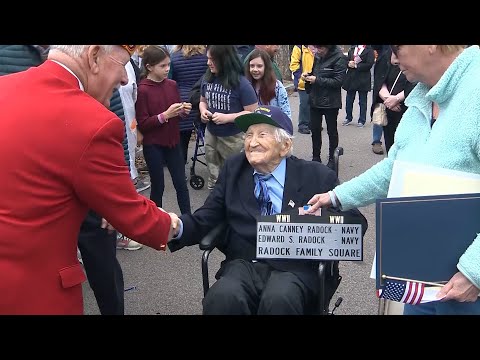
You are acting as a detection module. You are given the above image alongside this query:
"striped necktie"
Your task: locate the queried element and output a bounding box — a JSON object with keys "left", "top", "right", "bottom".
{"left": 254, "top": 173, "right": 274, "bottom": 216}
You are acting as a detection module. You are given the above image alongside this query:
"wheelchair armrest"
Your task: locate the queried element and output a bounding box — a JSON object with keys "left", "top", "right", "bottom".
{"left": 199, "top": 222, "right": 227, "bottom": 251}
{"left": 333, "top": 146, "right": 343, "bottom": 178}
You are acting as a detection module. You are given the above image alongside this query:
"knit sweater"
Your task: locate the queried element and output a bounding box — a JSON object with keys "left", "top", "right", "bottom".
{"left": 335, "top": 45, "right": 480, "bottom": 289}
{"left": 136, "top": 78, "right": 181, "bottom": 147}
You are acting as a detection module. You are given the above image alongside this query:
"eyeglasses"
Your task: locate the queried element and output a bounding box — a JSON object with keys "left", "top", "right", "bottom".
{"left": 108, "top": 55, "right": 126, "bottom": 67}
{"left": 390, "top": 45, "right": 402, "bottom": 56}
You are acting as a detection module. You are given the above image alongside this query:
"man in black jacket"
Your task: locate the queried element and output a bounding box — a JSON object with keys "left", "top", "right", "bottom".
{"left": 304, "top": 45, "right": 347, "bottom": 170}
{"left": 341, "top": 45, "right": 375, "bottom": 127}
{"left": 168, "top": 105, "right": 367, "bottom": 315}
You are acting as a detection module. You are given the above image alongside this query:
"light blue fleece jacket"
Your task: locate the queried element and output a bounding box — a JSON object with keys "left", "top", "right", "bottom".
{"left": 334, "top": 45, "right": 480, "bottom": 289}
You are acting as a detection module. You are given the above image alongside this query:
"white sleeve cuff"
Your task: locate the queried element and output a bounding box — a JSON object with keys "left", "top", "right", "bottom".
{"left": 328, "top": 190, "right": 338, "bottom": 208}
{"left": 173, "top": 219, "right": 184, "bottom": 239}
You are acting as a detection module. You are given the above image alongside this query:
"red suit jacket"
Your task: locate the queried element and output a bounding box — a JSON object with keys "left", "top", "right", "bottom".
{"left": 0, "top": 61, "right": 171, "bottom": 314}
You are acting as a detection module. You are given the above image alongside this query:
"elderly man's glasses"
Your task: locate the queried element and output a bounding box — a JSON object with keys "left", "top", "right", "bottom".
{"left": 108, "top": 55, "right": 127, "bottom": 67}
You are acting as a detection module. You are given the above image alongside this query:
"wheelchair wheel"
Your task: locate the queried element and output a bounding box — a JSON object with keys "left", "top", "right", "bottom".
{"left": 190, "top": 175, "right": 205, "bottom": 190}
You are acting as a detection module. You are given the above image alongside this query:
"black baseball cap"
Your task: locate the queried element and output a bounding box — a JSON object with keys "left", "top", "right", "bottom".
{"left": 235, "top": 105, "right": 293, "bottom": 136}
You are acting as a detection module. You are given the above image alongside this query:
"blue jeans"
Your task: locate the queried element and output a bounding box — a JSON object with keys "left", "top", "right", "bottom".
{"left": 404, "top": 299, "right": 480, "bottom": 315}
{"left": 298, "top": 90, "right": 310, "bottom": 129}
{"left": 345, "top": 90, "right": 368, "bottom": 124}
{"left": 143, "top": 143, "right": 191, "bottom": 214}
{"left": 372, "top": 123, "right": 383, "bottom": 145}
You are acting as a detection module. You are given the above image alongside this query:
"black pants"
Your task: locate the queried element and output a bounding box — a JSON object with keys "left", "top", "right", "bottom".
{"left": 310, "top": 107, "right": 339, "bottom": 160}
{"left": 180, "top": 130, "right": 193, "bottom": 164}
{"left": 202, "top": 259, "right": 314, "bottom": 315}
{"left": 78, "top": 210, "right": 124, "bottom": 315}
{"left": 383, "top": 109, "right": 404, "bottom": 154}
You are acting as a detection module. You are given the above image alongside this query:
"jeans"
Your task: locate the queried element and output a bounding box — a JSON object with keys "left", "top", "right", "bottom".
{"left": 372, "top": 123, "right": 383, "bottom": 145}
{"left": 298, "top": 90, "right": 310, "bottom": 129}
{"left": 143, "top": 143, "right": 191, "bottom": 214}
{"left": 345, "top": 90, "right": 368, "bottom": 124}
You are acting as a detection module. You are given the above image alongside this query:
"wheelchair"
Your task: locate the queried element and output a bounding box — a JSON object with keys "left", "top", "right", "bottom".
{"left": 199, "top": 147, "right": 346, "bottom": 315}
{"left": 189, "top": 120, "right": 207, "bottom": 190}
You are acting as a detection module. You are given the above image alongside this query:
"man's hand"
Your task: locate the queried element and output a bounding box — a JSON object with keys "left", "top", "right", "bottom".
{"left": 305, "top": 192, "right": 332, "bottom": 214}
{"left": 100, "top": 218, "right": 115, "bottom": 234}
{"left": 168, "top": 212, "right": 180, "bottom": 238}
{"left": 437, "top": 271, "right": 480, "bottom": 302}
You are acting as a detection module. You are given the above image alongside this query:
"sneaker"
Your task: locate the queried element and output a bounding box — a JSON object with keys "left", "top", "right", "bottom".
{"left": 342, "top": 120, "right": 352, "bottom": 126}
{"left": 312, "top": 156, "right": 321, "bottom": 163}
{"left": 207, "top": 178, "right": 216, "bottom": 190}
{"left": 372, "top": 143, "right": 384, "bottom": 155}
{"left": 116, "top": 236, "right": 143, "bottom": 251}
{"left": 134, "top": 178, "right": 151, "bottom": 193}
{"left": 357, "top": 122, "right": 365, "bottom": 128}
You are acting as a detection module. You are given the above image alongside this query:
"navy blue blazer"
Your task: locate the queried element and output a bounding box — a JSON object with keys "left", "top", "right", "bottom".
{"left": 169, "top": 152, "right": 367, "bottom": 291}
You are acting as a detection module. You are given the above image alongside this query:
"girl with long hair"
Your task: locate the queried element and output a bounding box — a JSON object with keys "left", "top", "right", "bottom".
{"left": 136, "top": 45, "right": 192, "bottom": 214}
{"left": 199, "top": 45, "right": 258, "bottom": 190}
{"left": 244, "top": 48, "right": 291, "bottom": 117}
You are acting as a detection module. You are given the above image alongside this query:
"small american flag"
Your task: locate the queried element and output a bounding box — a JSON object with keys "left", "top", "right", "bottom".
{"left": 378, "top": 279, "right": 425, "bottom": 305}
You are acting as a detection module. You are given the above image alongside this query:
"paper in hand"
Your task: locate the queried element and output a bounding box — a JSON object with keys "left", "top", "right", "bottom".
{"left": 420, "top": 286, "right": 445, "bottom": 303}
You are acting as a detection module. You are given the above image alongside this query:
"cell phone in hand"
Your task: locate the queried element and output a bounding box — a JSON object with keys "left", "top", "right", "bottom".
{"left": 303, "top": 72, "right": 313, "bottom": 81}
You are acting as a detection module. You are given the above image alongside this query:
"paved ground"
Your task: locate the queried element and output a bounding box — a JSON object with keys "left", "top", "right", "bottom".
{"left": 83, "top": 89, "right": 386, "bottom": 315}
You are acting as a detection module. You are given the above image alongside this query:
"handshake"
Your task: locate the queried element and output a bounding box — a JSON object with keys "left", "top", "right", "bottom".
{"left": 168, "top": 212, "right": 181, "bottom": 239}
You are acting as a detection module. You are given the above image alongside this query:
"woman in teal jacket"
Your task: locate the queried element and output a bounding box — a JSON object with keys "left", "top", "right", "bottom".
{"left": 307, "top": 45, "right": 480, "bottom": 315}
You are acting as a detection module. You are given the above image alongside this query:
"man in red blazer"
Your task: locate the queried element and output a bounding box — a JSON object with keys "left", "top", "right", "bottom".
{"left": 0, "top": 45, "right": 177, "bottom": 315}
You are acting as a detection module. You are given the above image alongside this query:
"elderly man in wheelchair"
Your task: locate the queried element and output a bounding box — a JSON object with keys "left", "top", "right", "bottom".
{"left": 168, "top": 105, "right": 367, "bottom": 315}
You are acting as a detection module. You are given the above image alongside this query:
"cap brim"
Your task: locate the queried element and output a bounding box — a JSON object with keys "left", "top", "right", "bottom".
{"left": 235, "top": 113, "right": 280, "bottom": 133}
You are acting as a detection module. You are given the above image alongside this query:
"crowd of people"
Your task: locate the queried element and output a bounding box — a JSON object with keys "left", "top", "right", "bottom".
{"left": 0, "top": 44, "right": 478, "bottom": 316}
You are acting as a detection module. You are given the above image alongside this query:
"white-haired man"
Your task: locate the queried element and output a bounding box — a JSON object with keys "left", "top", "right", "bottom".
{"left": 169, "top": 105, "right": 366, "bottom": 314}
{"left": 0, "top": 45, "right": 177, "bottom": 314}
